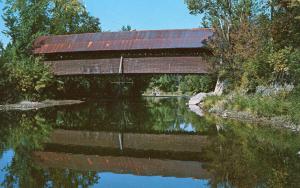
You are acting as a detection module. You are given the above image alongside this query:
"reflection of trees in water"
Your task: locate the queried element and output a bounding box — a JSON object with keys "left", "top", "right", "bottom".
{"left": 47, "top": 98, "right": 152, "bottom": 132}
{"left": 145, "top": 98, "right": 216, "bottom": 133}
{"left": 1, "top": 99, "right": 300, "bottom": 187}
{"left": 0, "top": 113, "right": 51, "bottom": 187}
{"left": 0, "top": 98, "right": 216, "bottom": 187}
{"left": 44, "top": 97, "right": 216, "bottom": 134}
{"left": 0, "top": 112, "right": 100, "bottom": 188}
{"left": 203, "top": 119, "right": 300, "bottom": 188}
{"left": 36, "top": 169, "right": 99, "bottom": 188}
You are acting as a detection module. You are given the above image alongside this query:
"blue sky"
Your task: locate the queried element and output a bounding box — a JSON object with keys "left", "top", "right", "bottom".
{"left": 0, "top": 0, "right": 202, "bottom": 45}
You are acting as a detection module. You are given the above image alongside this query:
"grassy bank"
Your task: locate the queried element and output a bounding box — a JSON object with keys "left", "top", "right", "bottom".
{"left": 203, "top": 87, "right": 300, "bottom": 129}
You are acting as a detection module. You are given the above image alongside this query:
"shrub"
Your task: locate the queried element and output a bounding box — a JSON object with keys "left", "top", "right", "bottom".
{"left": 149, "top": 75, "right": 179, "bottom": 92}
{"left": 179, "top": 75, "right": 216, "bottom": 94}
{"left": 202, "top": 95, "right": 223, "bottom": 110}
{"left": 240, "top": 48, "right": 300, "bottom": 92}
{"left": 148, "top": 75, "right": 216, "bottom": 94}
{"left": 267, "top": 47, "right": 300, "bottom": 85}
{"left": 7, "top": 56, "right": 54, "bottom": 100}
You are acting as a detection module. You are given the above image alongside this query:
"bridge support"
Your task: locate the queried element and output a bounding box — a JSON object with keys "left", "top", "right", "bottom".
{"left": 119, "top": 56, "right": 123, "bottom": 74}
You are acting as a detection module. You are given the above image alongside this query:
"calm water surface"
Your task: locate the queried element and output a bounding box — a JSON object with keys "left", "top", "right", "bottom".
{"left": 0, "top": 97, "right": 299, "bottom": 188}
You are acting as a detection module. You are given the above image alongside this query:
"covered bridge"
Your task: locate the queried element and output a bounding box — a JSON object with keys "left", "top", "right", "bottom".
{"left": 33, "top": 28, "right": 213, "bottom": 75}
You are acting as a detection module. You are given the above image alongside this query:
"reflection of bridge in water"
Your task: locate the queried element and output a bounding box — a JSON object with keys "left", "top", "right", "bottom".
{"left": 33, "top": 129, "right": 210, "bottom": 179}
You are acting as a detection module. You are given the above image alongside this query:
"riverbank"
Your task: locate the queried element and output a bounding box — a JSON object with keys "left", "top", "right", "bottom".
{"left": 200, "top": 90, "right": 300, "bottom": 131}
{"left": 142, "top": 90, "right": 191, "bottom": 97}
{"left": 0, "top": 100, "right": 84, "bottom": 111}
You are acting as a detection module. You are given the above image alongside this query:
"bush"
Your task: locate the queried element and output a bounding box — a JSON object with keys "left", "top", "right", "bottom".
{"left": 7, "top": 56, "right": 55, "bottom": 100}
{"left": 267, "top": 47, "right": 300, "bottom": 85}
{"left": 202, "top": 95, "right": 223, "bottom": 110}
{"left": 240, "top": 48, "right": 300, "bottom": 92}
{"left": 179, "top": 75, "right": 216, "bottom": 94}
{"left": 147, "top": 75, "right": 216, "bottom": 94}
{"left": 149, "top": 75, "right": 179, "bottom": 92}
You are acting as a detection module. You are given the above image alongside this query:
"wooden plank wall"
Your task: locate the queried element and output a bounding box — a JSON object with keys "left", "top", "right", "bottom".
{"left": 44, "top": 56, "right": 211, "bottom": 75}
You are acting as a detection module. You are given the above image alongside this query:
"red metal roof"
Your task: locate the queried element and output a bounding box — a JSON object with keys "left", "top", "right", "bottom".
{"left": 33, "top": 28, "right": 213, "bottom": 54}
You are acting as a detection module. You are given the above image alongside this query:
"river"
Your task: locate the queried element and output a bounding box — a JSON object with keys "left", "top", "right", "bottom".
{"left": 0, "top": 97, "right": 299, "bottom": 188}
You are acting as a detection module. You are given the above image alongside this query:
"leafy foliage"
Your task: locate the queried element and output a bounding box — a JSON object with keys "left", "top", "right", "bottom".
{"left": 148, "top": 75, "right": 216, "bottom": 94}
{"left": 1, "top": 0, "right": 101, "bottom": 101}
{"left": 180, "top": 75, "right": 215, "bottom": 93}
{"left": 267, "top": 47, "right": 300, "bottom": 84}
{"left": 185, "top": 0, "right": 300, "bottom": 89}
{"left": 149, "top": 75, "right": 179, "bottom": 92}
{"left": 0, "top": 41, "right": 5, "bottom": 91}
{"left": 121, "top": 25, "right": 133, "bottom": 31}
{"left": 185, "top": 0, "right": 268, "bottom": 86}
{"left": 271, "top": 0, "right": 300, "bottom": 48}
{"left": 6, "top": 56, "right": 54, "bottom": 100}
{"left": 50, "top": 0, "right": 101, "bottom": 34}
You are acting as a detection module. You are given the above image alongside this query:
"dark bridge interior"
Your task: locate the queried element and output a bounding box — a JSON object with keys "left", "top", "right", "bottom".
{"left": 33, "top": 29, "right": 213, "bottom": 75}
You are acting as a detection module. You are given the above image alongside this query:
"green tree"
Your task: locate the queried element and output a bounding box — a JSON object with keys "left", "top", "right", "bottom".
{"left": 180, "top": 75, "right": 215, "bottom": 93}
{"left": 0, "top": 41, "right": 4, "bottom": 73}
{"left": 270, "top": 0, "right": 300, "bottom": 48}
{"left": 149, "top": 75, "right": 179, "bottom": 92}
{"left": 50, "top": 0, "right": 101, "bottom": 34}
{"left": 2, "top": 0, "right": 101, "bottom": 100}
{"left": 0, "top": 41, "right": 5, "bottom": 100}
{"left": 121, "top": 25, "right": 133, "bottom": 31}
{"left": 184, "top": 0, "right": 269, "bottom": 88}
{"left": 185, "top": 0, "right": 299, "bottom": 91}
{"left": 0, "top": 41, "right": 3, "bottom": 55}
{"left": 267, "top": 47, "right": 300, "bottom": 84}
{"left": 3, "top": 0, "right": 49, "bottom": 56}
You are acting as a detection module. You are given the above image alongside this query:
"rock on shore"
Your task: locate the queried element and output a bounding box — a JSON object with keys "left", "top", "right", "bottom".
{"left": 188, "top": 92, "right": 213, "bottom": 105}
{"left": 188, "top": 105, "right": 204, "bottom": 117}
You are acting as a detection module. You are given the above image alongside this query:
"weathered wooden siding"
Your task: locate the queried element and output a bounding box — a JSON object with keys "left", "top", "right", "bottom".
{"left": 45, "top": 56, "right": 210, "bottom": 75}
